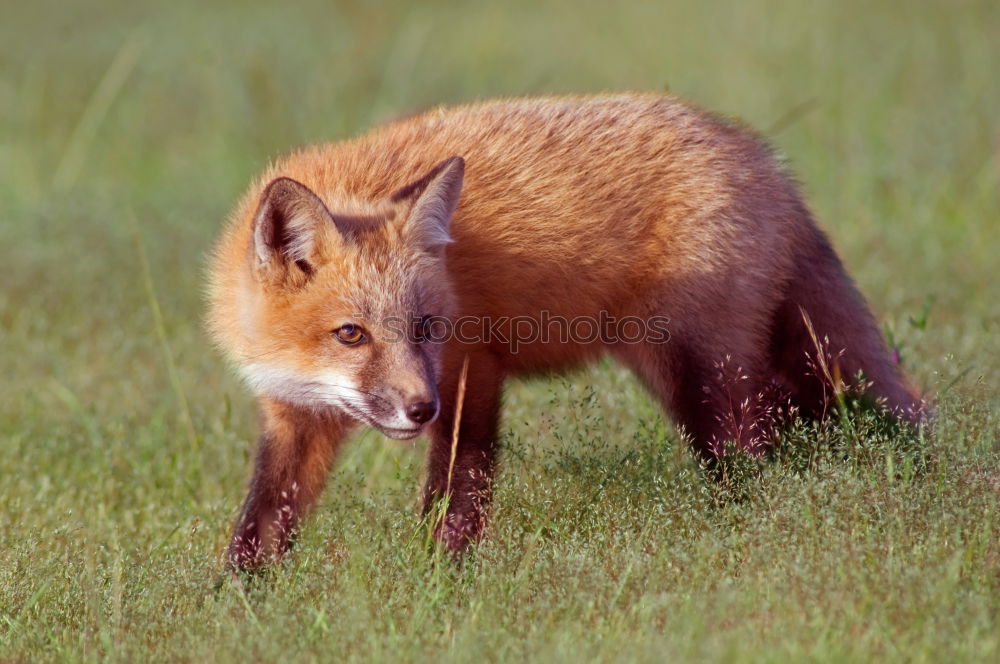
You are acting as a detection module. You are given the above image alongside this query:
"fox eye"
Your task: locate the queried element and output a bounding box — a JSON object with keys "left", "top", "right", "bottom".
{"left": 333, "top": 323, "right": 367, "bottom": 346}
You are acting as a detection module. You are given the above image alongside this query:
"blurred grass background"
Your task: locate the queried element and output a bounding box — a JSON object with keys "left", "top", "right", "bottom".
{"left": 0, "top": 0, "right": 998, "bottom": 661}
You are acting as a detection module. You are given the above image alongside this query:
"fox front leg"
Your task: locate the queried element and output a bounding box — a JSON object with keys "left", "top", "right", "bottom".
{"left": 228, "top": 399, "right": 351, "bottom": 571}
{"left": 422, "top": 350, "right": 504, "bottom": 554}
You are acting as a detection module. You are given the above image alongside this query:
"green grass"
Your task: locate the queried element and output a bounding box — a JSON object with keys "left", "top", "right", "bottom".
{"left": 1, "top": 0, "right": 998, "bottom": 661}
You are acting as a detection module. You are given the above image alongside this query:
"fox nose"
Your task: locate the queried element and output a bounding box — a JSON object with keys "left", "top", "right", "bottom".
{"left": 405, "top": 399, "right": 438, "bottom": 424}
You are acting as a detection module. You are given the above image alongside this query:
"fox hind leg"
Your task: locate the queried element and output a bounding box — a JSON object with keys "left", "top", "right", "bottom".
{"left": 619, "top": 337, "right": 781, "bottom": 460}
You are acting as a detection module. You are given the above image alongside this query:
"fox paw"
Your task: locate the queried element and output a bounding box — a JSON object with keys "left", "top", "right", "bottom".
{"left": 434, "top": 511, "right": 483, "bottom": 555}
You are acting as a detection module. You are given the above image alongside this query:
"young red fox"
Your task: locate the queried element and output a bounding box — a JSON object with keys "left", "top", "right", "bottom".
{"left": 207, "top": 93, "right": 924, "bottom": 569}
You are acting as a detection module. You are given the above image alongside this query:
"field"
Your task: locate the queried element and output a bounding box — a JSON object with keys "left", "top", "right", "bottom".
{"left": 1, "top": 0, "right": 998, "bottom": 661}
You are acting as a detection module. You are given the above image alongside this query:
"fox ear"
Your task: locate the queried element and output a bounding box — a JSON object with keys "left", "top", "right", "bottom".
{"left": 252, "top": 177, "right": 334, "bottom": 287}
{"left": 391, "top": 156, "right": 464, "bottom": 252}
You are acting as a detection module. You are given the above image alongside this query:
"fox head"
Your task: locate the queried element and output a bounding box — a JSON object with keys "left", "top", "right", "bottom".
{"left": 209, "top": 156, "right": 464, "bottom": 439}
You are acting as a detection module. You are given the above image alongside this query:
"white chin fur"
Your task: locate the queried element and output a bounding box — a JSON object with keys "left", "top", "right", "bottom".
{"left": 377, "top": 425, "right": 424, "bottom": 441}
{"left": 240, "top": 363, "right": 362, "bottom": 409}
{"left": 238, "top": 363, "right": 423, "bottom": 436}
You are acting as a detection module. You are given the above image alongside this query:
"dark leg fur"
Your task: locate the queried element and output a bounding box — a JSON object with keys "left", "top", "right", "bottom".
{"left": 620, "top": 340, "right": 781, "bottom": 459}
{"left": 422, "top": 348, "right": 504, "bottom": 554}
{"left": 228, "top": 401, "right": 350, "bottom": 571}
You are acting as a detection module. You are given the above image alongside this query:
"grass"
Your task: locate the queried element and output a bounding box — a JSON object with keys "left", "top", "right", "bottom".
{"left": 1, "top": 0, "right": 998, "bottom": 661}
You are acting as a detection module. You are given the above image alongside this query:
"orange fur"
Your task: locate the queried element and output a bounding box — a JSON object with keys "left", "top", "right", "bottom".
{"left": 207, "top": 93, "right": 924, "bottom": 566}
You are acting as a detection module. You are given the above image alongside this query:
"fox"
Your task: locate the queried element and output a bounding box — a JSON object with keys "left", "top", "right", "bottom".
{"left": 207, "top": 93, "right": 925, "bottom": 570}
